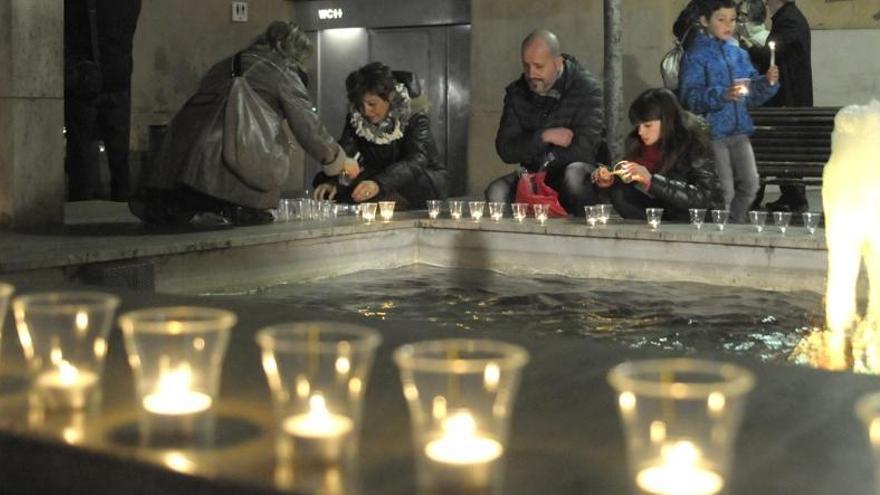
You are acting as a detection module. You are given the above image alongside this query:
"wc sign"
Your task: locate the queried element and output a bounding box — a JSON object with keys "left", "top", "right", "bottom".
{"left": 318, "top": 8, "right": 343, "bottom": 20}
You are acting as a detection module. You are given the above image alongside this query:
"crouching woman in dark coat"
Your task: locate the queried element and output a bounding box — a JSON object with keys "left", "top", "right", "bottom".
{"left": 130, "top": 21, "right": 356, "bottom": 226}
{"left": 313, "top": 62, "right": 447, "bottom": 209}
{"left": 592, "top": 88, "right": 724, "bottom": 221}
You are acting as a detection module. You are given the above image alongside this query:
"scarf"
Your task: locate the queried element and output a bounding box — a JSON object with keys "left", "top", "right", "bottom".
{"left": 349, "top": 83, "right": 412, "bottom": 145}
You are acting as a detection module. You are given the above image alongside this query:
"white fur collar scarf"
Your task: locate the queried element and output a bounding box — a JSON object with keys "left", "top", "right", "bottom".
{"left": 350, "top": 83, "right": 411, "bottom": 145}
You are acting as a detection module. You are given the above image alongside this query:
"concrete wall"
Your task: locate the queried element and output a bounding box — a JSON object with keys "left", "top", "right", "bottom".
{"left": 813, "top": 28, "right": 880, "bottom": 106}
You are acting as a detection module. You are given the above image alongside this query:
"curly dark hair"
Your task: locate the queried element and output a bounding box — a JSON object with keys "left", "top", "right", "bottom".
{"left": 624, "top": 88, "right": 712, "bottom": 174}
{"left": 698, "top": 0, "right": 737, "bottom": 19}
{"left": 345, "top": 62, "right": 397, "bottom": 109}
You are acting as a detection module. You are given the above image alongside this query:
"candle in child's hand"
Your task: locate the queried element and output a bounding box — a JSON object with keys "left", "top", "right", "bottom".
{"left": 768, "top": 41, "right": 776, "bottom": 67}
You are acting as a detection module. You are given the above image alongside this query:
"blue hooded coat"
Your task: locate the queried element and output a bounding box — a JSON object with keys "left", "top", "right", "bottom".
{"left": 679, "top": 32, "right": 778, "bottom": 139}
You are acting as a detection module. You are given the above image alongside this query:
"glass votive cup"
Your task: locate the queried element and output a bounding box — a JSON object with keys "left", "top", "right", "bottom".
{"left": 598, "top": 203, "right": 613, "bottom": 225}
{"left": 449, "top": 200, "right": 464, "bottom": 221}
{"left": 320, "top": 200, "right": 338, "bottom": 221}
{"left": 12, "top": 291, "right": 120, "bottom": 410}
{"left": 426, "top": 200, "right": 443, "bottom": 220}
{"left": 118, "top": 306, "right": 235, "bottom": 443}
{"left": 802, "top": 212, "right": 822, "bottom": 236}
{"left": 360, "top": 202, "right": 378, "bottom": 223}
{"left": 469, "top": 201, "right": 486, "bottom": 222}
{"left": 585, "top": 205, "right": 599, "bottom": 228}
{"left": 257, "top": 322, "right": 381, "bottom": 465}
{"left": 394, "top": 339, "right": 529, "bottom": 494}
{"left": 608, "top": 359, "right": 755, "bottom": 495}
{"left": 488, "top": 202, "right": 505, "bottom": 222}
{"left": 532, "top": 204, "right": 549, "bottom": 225}
{"left": 276, "top": 199, "right": 295, "bottom": 222}
{"left": 748, "top": 210, "right": 767, "bottom": 233}
{"left": 646, "top": 208, "right": 664, "bottom": 231}
{"left": 379, "top": 201, "right": 396, "bottom": 222}
{"left": 711, "top": 209, "right": 730, "bottom": 231}
{"left": 0, "top": 282, "right": 14, "bottom": 368}
{"left": 511, "top": 203, "right": 528, "bottom": 223}
{"left": 773, "top": 211, "right": 792, "bottom": 234}
{"left": 689, "top": 208, "right": 706, "bottom": 230}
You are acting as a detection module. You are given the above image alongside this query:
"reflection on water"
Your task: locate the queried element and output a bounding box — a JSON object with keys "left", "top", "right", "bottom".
{"left": 209, "top": 265, "right": 828, "bottom": 367}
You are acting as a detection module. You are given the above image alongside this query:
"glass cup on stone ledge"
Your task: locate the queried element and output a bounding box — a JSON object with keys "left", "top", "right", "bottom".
{"left": 773, "top": 211, "right": 792, "bottom": 235}
{"left": 379, "top": 201, "right": 396, "bottom": 222}
{"left": 689, "top": 208, "right": 707, "bottom": 231}
{"left": 449, "top": 200, "right": 464, "bottom": 221}
{"left": 609, "top": 358, "right": 755, "bottom": 495}
{"left": 802, "top": 212, "right": 822, "bottom": 236}
{"left": 511, "top": 203, "right": 528, "bottom": 223}
{"left": 360, "top": 202, "right": 378, "bottom": 224}
{"left": 119, "top": 306, "right": 235, "bottom": 445}
{"left": 488, "top": 202, "right": 505, "bottom": 222}
{"left": 469, "top": 201, "right": 486, "bottom": 222}
{"left": 711, "top": 209, "right": 730, "bottom": 232}
{"left": 395, "top": 339, "right": 529, "bottom": 495}
{"left": 426, "top": 200, "right": 442, "bottom": 220}
{"left": 257, "top": 322, "right": 381, "bottom": 466}
{"left": 13, "top": 291, "right": 120, "bottom": 410}
{"left": 748, "top": 210, "right": 767, "bottom": 233}
{"left": 598, "top": 203, "right": 613, "bottom": 226}
{"left": 646, "top": 208, "right": 664, "bottom": 231}
{"left": 585, "top": 205, "right": 599, "bottom": 228}
{"left": 532, "top": 204, "right": 549, "bottom": 225}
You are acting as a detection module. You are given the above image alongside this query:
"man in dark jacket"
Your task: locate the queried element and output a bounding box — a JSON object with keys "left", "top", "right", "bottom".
{"left": 745, "top": 0, "right": 813, "bottom": 212}
{"left": 64, "top": 0, "right": 141, "bottom": 201}
{"left": 487, "top": 30, "right": 604, "bottom": 216}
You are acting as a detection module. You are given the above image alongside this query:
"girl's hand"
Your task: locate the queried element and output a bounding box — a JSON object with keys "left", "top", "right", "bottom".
{"left": 724, "top": 85, "right": 745, "bottom": 102}
{"left": 352, "top": 180, "right": 380, "bottom": 202}
{"left": 766, "top": 65, "right": 779, "bottom": 86}
{"left": 591, "top": 166, "right": 614, "bottom": 189}
{"left": 622, "top": 162, "right": 652, "bottom": 185}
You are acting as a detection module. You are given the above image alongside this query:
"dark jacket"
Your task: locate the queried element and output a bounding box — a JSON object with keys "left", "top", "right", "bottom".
{"left": 747, "top": 2, "right": 813, "bottom": 107}
{"left": 625, "top": 117, "right": 724, "bottom": 221}
{"left": 139, "top": 44, "right": 342, "bottom": 210}
{"left": 64, "top": 0, "right": 142, "bottom": 92}
{"left": 316, "top": 76, "right": 446, "bottom": 209}
{"left": 673, "top": 0, "right": 702, "bottom": 51}
{"left": 680, "top": 33, "right": 778, "bottom": 139}
{"left": 495, "top": 54, "right": 603, "bottom": 178}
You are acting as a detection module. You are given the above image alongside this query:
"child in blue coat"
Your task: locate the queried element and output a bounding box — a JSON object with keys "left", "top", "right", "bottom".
{"left": 679, "top": 0, "right": 779, "bottom": 222}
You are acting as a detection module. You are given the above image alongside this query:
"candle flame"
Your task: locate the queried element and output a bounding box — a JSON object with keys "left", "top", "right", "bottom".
{"left": 58, "top": 360, "right": 81, "bottom": 386}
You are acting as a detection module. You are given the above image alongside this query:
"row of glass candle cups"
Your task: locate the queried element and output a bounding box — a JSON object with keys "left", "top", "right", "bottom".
{"left": 5, "top": 284, "right": 877, "bottom": 495}
{"left": 685, "top": 209, "right": 822, "bottom": 235}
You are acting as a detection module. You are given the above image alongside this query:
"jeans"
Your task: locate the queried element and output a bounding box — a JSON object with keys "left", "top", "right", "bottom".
{"left": 484, "top": 162, "right": 599, "bottom": 216}
{"left": 711, "top": 135, "right": 759, "bottom": 222}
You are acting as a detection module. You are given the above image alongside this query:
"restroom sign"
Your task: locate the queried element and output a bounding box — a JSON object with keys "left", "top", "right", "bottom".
{"left": 318, "top": 8, "right": 343, "bottom": 20}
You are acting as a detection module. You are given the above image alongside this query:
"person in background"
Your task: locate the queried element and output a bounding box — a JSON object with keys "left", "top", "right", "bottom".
{"left": 130, "top": 21, "right": 357, "bottom": 226}
{"left": 592, "top": 88, "right": 724, "bottom": 221}
{"left": 744, "top": 0, "right": 813, "bottom": 213}
{"left": 678, "top": 0, "right": 779, "bottom": 223}
{"left": 737, "top": 0, "right": 770, "bottom": 48}
{"left": 64, "top": 0, "right": 141, "bottom": 201}
{"left": 313, "top": 62, "right": 446, "bottom": 209}
{"left": 487, "top": 29, "right": 604, "bottom": 216}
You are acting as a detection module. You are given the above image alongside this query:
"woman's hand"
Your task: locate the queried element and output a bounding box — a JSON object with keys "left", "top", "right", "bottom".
{"left": 621, "top": 162, "right": 652, "bottom": 185}
{"left": 352, "top": 180, "right": 380, "bottom": 202}
{"left": 591, "top": 166, "right": 615, "bottom": 189}
{"left": 766, "top": 65, "right": 779, "bottom": 86}
{"left": 343, "top": 157, "right": 361, "bottom": 180}
{"left": 314, "top": 183, "right": 337, "bottom": 201}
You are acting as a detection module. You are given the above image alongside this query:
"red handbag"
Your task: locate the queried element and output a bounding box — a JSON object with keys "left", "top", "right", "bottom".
{"left": 514, "top": 171, "right": 568, "bottom": 217}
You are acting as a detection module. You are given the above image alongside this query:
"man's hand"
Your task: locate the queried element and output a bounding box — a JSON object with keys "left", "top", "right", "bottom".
{"left": 342, "top": 158, "right": 361, "bottom": 180}
{"left": 314, "top": 183, "right": 337, "bottom": 201}
{"left": 591, "top": 166, "right": 614, "bottom": 189}
{"left": 352, "top": 180, "right": 380, "bottom": 203}
{"left": 766, "top": 65, "right": 779, "bottom": 86}
{"left": 541, "top": 127, "right": 574, "bottom": 148}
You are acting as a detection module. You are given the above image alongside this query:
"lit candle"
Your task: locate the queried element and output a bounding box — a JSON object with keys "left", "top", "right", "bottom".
{"left": 768, "top": 41, "right": 776, "bottom": 67}
{"left": 379, "top": 202, "right": 395, "bottom": 222}
{"left": 37, "top": 360, "right": 98, "bottom": 390}
{"left": 424, "top": 410, "right": 503, "bottom": 465}
{"left": 636, "top": 441, "right": 723, "bottom": 495}
{"left": 283, "top": 393, "right": 354, "bottom": 439}
{"left": 35, "top": 360, "right": 100, "bottom": 409}
{"left": 142, "top": 364, "right": 212, "bottom": 415}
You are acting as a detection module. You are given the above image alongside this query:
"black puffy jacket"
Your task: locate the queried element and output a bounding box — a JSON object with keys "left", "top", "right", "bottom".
{"left": 315, "top": 74, "right": 447, "bottom": 209}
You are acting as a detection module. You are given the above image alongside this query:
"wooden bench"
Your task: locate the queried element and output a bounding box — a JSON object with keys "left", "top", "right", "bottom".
{"left": 749, "top": 106, "right": 838, "bottom": 206}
